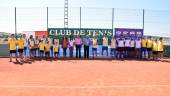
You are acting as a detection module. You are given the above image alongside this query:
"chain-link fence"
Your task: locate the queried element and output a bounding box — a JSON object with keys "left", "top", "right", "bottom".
{"left": 0, "top": 7, "right": 170, "bottom": 42}
{"left": 0, "top": 7, "right": 170, "bottom": 56}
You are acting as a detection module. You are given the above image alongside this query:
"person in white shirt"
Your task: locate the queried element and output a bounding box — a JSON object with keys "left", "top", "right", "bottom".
{"left": 102, "top": 35, "right": 109, "bottom": 56}
{"left": 54, "top": 36, "right": 59, "bottom": 45}
{"left": 124, "top": 38, "right": 130, "bottom": 58}
{"left": 110, "top": 36, "right": 116, "bottom": 59}
{"left": 92, "top": 35, "right": 98, "bottom": 58}
{"left": 28, "top": 35, "right": 35, "bottom": 59}
{"left": 135, "top": 38, "right": 142, "bottom": 59}
{"left": 130, "top": 38, "right": 135, "bottom": 58}
{"left": 41, "top": 35, "right": 47, "bottom": 44}
{"left": 23, "top": 34, "right": 28, "bottom": 59}
{"left": 117, "top": 37, "right": 125, "bottom": 59}
{"left": 69, "top": 36, "right": 75, "bottom": 58}
{"left": 48, "top": 36, "right": 54, "bottom": 58}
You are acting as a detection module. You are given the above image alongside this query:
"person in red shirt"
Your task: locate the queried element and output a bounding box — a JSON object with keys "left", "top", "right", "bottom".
{"left": 62, "top": 35, "right": 68, "bottom": 57}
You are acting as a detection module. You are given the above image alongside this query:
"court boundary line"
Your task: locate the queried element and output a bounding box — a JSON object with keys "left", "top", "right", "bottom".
{"left": 0, "top": 85, "right": 170, "bottom": 88}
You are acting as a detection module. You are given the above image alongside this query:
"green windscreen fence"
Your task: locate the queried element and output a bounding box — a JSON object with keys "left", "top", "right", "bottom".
{"left": 0, "top": 44, "right": 9, "bottom": 56}
{"left": 164, "top": 45, "right": 170, "bottom": 57}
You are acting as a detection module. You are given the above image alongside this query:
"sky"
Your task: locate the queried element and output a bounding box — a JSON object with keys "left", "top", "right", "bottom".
{"left": 0, "top": 0, "right": 170, "bottom": 37}
{"left": 1, "top": 0, "right": 170, "bottom": 10}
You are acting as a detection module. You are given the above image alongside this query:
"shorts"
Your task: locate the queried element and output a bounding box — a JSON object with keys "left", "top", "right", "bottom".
{"left": 111, "top": 48, "right": 116, "bottom": 54}
{"left": 158, "top": 51, "right": 163, "bottom": 54}
{"left": 54, "top": 52, "right": 59, "bottom": 54}
{"left": 40, "top": 50, "right": 44, "bottom": 53}
{"left": 117, "top": 47, "right": 124, "bottom": 51}
{"left": 111, "top": 48, "right": 116, "bottom": 51}
{"left": 34, "top": 48, "right": 39, "bottom": 50}
{"left": 124, "top": 47, "right": 130, "bottom": 51}
{"left": 45, "top": 52, "right": 50, "bottom": 55}
{"left": 135, "top": 48, "right": 141, "bottom": 51}
{"left": 141, "top": 47, "right": 147, "bottom": 51}
{"left": 92, "top": 48, "right": 97, "bottom": 51}
{"left": 18, "top": 49, "right": 24, "bottom": 53}
{"left": 153, "top": 51, "right": 158, "bottom": 55}
{"left": 147, "top": 48, "right": 152, "bottom": 52}
{"left": 130, "top": 47, "right": 135, "bottom": 51}
{"left": 69, "top": 47, "right": 74, "bottom": 51}
{"left": 102, "top": 46, "right": 108, "bottom": 50}
{"left": 30, "top": 48, "right": 35, "bottom": 52}
{"left": 10, "top": 50, "right": 16, "bottom": 53}
{"left": 24, "top": 47, "right": 27, "bottom": 50}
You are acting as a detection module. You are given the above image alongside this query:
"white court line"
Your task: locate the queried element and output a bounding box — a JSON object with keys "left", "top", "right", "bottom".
{"left": 0, "top": 85, "right": 170, "bottom": 88}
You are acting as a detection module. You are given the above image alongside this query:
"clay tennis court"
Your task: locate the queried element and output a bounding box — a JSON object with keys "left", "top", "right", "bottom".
{"left": 0, "top": 58, "right": 170, "bottom": 96}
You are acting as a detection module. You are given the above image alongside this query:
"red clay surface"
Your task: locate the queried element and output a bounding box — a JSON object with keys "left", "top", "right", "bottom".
{"left": 0, "top": 58, "right": 170, "bottom": 96}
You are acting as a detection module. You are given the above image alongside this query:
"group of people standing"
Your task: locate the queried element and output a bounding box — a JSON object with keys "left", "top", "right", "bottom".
{"left": 8, "top": 33, "right": 164, "bottom": 63}
{"left": 115, "top": 36, "right": 164, "bottom": 60}
{"left": 8, "top": 34, "right": 95, "bottom": 63}
{"left": 8, "top": 34, "right": 59, "bottom": 62}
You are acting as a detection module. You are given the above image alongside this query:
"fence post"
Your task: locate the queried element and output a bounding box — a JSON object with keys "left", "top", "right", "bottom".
{"left": 80, "top": 7, "right": 82, "bottom": 29}
{"left": 15, "top": 7, "right": 17, "bottom": 37}
{"left": 47, "top": 7, "right": 49, "bottom": 31}
{"left": 143, "top": 9, "right": 145, "bottom": 29}
{"left": 112, "top": 8, "right": 115, "bottom": 36}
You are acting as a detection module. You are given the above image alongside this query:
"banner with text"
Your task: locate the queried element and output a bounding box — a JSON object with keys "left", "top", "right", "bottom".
{"left": 48, "top": 28, "right": 113, "bottom": 44}
{"left": 115, "top": 28, "right": 143, "bottom": 39}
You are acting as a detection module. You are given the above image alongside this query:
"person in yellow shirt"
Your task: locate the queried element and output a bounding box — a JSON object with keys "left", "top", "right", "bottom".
{"left": 158, "top": 37, "right": 164, "bottom": 60}
{"left": 152, "top": 39, "right": 158, "bottom": 60}
{"left": 17, "top": 35, "right": 25, "bottom": 62}
{"left": 54, "top": 41, "right": 59, "bottom": 58}
{"left": 39, "top": 40, "right": 45, "bottom": 59}
{"left": 141, "top": 37, "right": 147, "bottom": 59}
{"left": 8, "top": 34, "right": 18, "bottom": 62}
{"left": 35, "top": 36, "right": 40, "bottom": 58}
{"left": 147, "top": 36, "right": 153, "bottom": 59}
{"left": 45, "top": 41, "right": 50, "bottom": 59}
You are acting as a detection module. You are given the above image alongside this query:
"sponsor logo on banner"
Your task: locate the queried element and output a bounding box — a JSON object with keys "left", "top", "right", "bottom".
{"left": 115, "top": 31, "right": 122, "bottom": 37}
{"left": 129, "top": 31, "right": 135, "bottom": 37}
{"left": 123, "top": 31, "right": 129, "bottom": 36}
{"left": 136, "top": 31, "right": 142, "bottom": 37}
